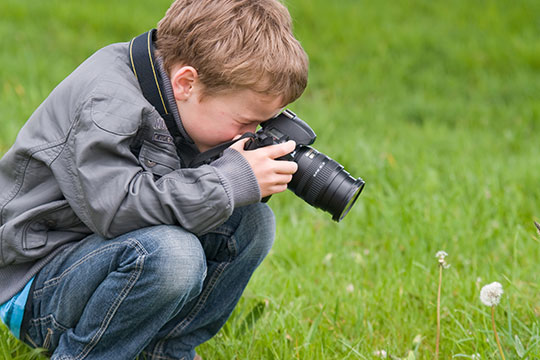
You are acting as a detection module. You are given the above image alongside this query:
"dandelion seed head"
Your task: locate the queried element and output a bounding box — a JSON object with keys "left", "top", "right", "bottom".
{"left": 435, "top": 250, "right": 448, "bottom": 259}
{"left": 480, "top": 282, "right": 504, "bottom": 306}
{"left": 435, "top": 250, "right": 449, "bottom": 268}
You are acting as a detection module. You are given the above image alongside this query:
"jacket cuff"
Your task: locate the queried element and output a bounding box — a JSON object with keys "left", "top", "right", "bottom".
{"left": 210, "top": 148, "right": 261, "bottom": 208}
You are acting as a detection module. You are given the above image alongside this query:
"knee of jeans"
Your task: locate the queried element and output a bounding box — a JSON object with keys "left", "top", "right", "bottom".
{"left": 138, "top": 225, "right": 206, "bottom": 300}
{"left": 239, "top": 203, "right": 276, "bottom": 260}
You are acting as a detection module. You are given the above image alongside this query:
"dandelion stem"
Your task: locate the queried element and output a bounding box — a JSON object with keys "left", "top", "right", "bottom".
{"left": 491, "top": 306, "right": 506, "bottom": 360}
{"left": 435, "top": 263, "right": 442, "bottom": 360}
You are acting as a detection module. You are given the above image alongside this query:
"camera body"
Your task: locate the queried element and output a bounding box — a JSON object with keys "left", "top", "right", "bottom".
{"left": 244, "top": 109, "right": 316, "bottom": 155}
{"left": 244, "top": 110, "right": 364, "bottom": 222}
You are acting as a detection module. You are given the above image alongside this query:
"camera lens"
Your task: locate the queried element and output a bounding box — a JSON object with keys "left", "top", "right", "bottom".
{"left": 289, "top": 146, "right": 365, "bottom": 221}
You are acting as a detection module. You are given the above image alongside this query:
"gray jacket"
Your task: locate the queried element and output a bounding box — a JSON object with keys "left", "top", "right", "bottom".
{"left": 0, "top": 42, "right": 261, "bottom": 303}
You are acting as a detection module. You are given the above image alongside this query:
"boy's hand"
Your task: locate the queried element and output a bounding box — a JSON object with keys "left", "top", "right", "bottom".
{"left": 230, "top": 139, "right": 298, "bottom": 198}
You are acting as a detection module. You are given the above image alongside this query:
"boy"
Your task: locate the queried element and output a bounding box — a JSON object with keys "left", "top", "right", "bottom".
{"left": 0, "top": 0, "right": 308, "bottom": 359}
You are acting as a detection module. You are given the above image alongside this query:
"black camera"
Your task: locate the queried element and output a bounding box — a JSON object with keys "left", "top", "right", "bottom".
{"left": 244, "top": 110, "right": 365, "bottom": 222}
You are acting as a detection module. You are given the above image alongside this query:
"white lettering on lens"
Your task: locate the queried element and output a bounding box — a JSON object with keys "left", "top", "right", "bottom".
{"left": 304, "top": 149, "right": 315, "bottom": 159}
{"left": 313, "top": 162, "right": 326, "bottom": 177}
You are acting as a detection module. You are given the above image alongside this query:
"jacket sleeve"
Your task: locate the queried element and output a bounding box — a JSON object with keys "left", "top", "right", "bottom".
{"left": 52, "top": 92, "right": 260, "bottom": 238}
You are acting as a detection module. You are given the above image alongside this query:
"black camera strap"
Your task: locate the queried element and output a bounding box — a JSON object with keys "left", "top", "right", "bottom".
{"left": 188, "top": 132, "right": 255, "bottom": 168}
{"left": 129, "top": 29, "right": 183, "bottom": 143}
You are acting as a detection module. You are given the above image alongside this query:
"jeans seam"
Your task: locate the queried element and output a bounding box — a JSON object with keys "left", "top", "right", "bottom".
{"left": 227, "top": 234, "right": 238, "bottom": 259}
{"left": 30, "top": 314, "right": 69, "bottom": 332}
{"left": 34, "top": 238, "right": 148, "bottom": 295}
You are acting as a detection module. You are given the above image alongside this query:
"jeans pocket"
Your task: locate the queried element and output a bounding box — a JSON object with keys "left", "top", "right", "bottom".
{"left": 26, "top": 314, "right": 68, "bottom": 352}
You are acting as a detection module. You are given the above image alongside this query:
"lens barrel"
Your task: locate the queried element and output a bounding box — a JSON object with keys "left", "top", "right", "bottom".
{"left": 289, "top": 146, "right": 365, "bottom": 221}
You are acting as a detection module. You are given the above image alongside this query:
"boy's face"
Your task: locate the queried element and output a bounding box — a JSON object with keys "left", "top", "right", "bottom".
{"left": 171, "top": 66, "right": 284, "bottom": 152}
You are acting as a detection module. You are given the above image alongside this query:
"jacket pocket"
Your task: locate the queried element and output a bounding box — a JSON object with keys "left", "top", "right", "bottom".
{"left": 139, "top": 140, "right": 181, "bottom": 178}
{"left": 24, "top": 220, "right": 49, "bottom": 250}
{"left": 22, "top": 202, "right": 83, "bottom": 250}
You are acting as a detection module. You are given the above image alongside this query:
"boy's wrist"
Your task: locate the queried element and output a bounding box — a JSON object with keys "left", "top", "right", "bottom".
{"left": 210, "top": 148, "right": 261, "bottom": 208}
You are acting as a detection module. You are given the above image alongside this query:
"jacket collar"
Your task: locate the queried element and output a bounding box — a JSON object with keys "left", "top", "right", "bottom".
{"left": 155, "top": 57, "right": 197, "bottom": 149}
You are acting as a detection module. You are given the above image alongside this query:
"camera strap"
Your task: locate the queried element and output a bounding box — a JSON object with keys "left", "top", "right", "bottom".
{"left": 188, "top": 132, "right": 255, "bottom": 168}
{"left": 129, "top": 29, "right": 183, "bottom": 145}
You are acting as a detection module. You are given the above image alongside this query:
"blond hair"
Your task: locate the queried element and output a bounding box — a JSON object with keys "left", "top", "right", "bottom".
{"left": 156, "top": 0, "right": 308, "bottom": 105}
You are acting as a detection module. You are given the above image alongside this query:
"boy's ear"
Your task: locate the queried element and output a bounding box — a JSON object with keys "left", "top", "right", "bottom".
{"left": 170, "top": 66, "right": 199, "bottom": 101}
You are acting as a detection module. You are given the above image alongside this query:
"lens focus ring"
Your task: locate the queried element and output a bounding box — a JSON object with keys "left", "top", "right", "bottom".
{"left": 304, "top": 160, "right": 337, "bottom": 205}
{"left": 293, "top": 153, "right": 325, "bottom": 199}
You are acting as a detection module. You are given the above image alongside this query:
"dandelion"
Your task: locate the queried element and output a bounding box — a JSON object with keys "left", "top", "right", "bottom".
{"left": 436, "top": 250, "right": 450, "bottom": 269}
{"left": 434, "top": 250, "right": 450, "bottom": 360}
{"left": 480, "top": 282, "right": 505, "bottom": 360}
{"left": 480, "top": 282, "right": 503, "bottom": 306}
{"left": 435, "top": 250, "right": 447, "bottom": 260}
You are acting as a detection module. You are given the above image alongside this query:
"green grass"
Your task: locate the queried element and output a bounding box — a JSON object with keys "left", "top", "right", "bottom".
{"left": 1, "top": 0, "right": 540, "bottom": 358}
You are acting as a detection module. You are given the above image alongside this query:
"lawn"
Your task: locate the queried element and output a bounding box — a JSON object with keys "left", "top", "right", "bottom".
{"left": 1, "top": 0, "right": 539, "bottom": 359}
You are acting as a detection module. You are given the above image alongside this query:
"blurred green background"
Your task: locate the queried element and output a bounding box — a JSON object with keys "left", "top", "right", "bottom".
{"left": 1, "top": 0, "right": 539, "bottom": 358}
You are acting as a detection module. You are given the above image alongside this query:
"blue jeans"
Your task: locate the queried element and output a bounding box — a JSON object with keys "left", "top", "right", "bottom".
{"left": 22, "top": 203, "right": 275, "bottom": 360}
